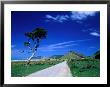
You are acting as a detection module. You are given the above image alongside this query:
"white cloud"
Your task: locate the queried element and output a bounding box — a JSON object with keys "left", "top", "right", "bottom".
{"left": 71, "top": 11, "right": 96, "bottom": 20}
{"left": 58, "top": 15, "right": 69, "bottom": 22}
{"left": 82, "top": 28, "right": 100, "bottom": 37}
{"left": 46, "top": 15, "right": 57, "bottom": 20}
{"left": 45, "top": 39, "right": 90, "bottom": 48}
{"left": 90, "top": 32, "right": 100, "bottom": 37}
{"left": 48, "top": 41, "right": 75, "bottom": 47}
{"left": 49, "top": 44, "right": 77, "bottom": 49}
{"left": 77, "top": 11, "right": 96, "bottom": 16}
{"left": 45, "top": 11, "right": 97, "bottom": 23}
{"left": 39, "top": 43, "right": 77, "bottom": 52}
{"left": 38, "top": 39, "right": 91, "bottom": 52}
{"left": 45, "top": 14, "right": 69, "bottom": 23}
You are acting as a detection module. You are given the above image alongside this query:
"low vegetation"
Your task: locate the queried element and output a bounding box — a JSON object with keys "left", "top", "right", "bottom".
{"left": 11, "top": 59, "right": 63, "bottom": 77}
{"left": 11, "top": 50, "right": 100, "bottom": 77}
{"left": 67, "top": 59, "right": 100, "bottom": 77}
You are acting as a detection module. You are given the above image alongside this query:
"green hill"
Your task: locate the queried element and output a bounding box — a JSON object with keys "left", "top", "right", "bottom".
{"left": 61, "top": 51, "right": 82, "bottom": 61}
{"left": 49, "top": 55, "right": 63, "bottom": 59}
{"left": 65, "top": 51, "right": 100, "bottom": 77}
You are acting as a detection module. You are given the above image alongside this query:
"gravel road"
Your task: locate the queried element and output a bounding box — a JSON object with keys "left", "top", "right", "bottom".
{"left": 27, "top": 61, "right": 72, "bottom": 77}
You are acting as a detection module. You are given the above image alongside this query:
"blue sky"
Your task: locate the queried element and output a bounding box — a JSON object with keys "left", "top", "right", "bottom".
{"left": 11, "top": 11, "right": 100, "bottom": 60}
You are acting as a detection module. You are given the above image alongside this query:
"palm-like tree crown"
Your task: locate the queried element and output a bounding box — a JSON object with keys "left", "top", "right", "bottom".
{"left": 24, "top": 28, "right": 47, "bottom": 47}
{"left": 32, "top": 28, "right": 47, "bottom": 39}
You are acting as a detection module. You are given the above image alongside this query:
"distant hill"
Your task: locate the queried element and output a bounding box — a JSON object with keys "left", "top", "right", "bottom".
{"left": 30, "top": 50, "right": 99, "bottom": 61}
{"left": 31, "top": 56, "right": 42, "bottom": 59}
{"left": 69, "top": 51, "right": 85, "bottom": 58}
{"left": 61, "top": 51, "right": 83, "bottom": 60}
{"left": 49, "top": 55, "right": 64, "bottom": 59}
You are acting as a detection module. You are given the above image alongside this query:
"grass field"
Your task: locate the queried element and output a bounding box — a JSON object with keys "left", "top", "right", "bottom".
{"left": 11, "top": 52, "right": 100, "bottom": 77}
{"left": 11, "top": 60, "right": 63, "bottom": 77}
{"left": 67, "top": 59, "right": 100, "bottom": 77}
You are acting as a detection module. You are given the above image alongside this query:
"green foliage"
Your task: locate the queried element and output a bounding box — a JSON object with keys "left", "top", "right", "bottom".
{"left": 85, "top": 56, "right": 93, "bottom": 59}
{"left": 69, "top": 51, "right": 85, "bottom": 58}
{"left": 11, "top": 62, "right": 51, "bottom": 77}
{"left": 93, "top": 50, "right": 100, "bottom": 59}
{"left": 24, "top": 28, "right": 47, "bottom": 49}
{"left": 25, "top": 28, "right": 47, "bottom": 41}
{"left": 24, "top": 28, "right": 47, "bottom": 64}
{"left": 32, "top": 28, "right": 47, "bottom": 39}
{"left": 11, "top": 50, "right": 100, "bottom": 77}
{"left": 61, "top": 51, "right": 81, "bottom": 61}
{"left": 68, "top": 59, "right": 100, "bottom": 77}
{"left": 11, "top": 60, "right": 62, "bottom": 77}
{"left": 24, "top": 41, "right": 30, "bottom": 46}
{"left": 25, "top": 32, "right": 34, "bottom": 41}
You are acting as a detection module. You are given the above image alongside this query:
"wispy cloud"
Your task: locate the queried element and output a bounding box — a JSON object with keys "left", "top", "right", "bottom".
{"left": 71, "top": 11, "right": 96, "bottom": 20}
{"left": 49, "top": 44, "right": 77, "bottom": 49}
{"left": 45, "top": 15, "right": 69, "bottom": 23}
{"left": 39, "top": 43, "right": 77, "bottom": 52}
{"left": 45, "top": 11, "right": 97, "bottom": 23}
{"left": 11, "top": 45, "right": 16, "bottom": 48}
{"left": 90, "top": 32, "right": 100, "bottom": 37}
{"left": 48, "top": 41, "right": 75, "bottom": 47}
{"left": 82, "top": 28, "right": 100, "bottom": 37}
{"left": 38, "top": 39, "right": 91, "bottom": 52}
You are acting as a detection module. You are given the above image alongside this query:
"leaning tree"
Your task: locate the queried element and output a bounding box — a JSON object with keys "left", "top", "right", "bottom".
{"left": 24, "top": 28, "right": 47, "bottom": 65}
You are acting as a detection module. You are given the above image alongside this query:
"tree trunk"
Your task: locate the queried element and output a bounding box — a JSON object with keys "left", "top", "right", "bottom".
{"left": 26, "top": 51, "right": 36, "bottom": 65}
{"left": 26, "top": 40, "right": 39, "bottom": 65}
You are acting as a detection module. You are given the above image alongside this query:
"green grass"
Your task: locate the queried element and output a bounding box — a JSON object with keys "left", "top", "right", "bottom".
{"left": 68, "top": 59, "right": 100, "bottom": 77}
{"left": 11, "top": 60, "right": 62, "bottom": 77}
{"left": 11, "top": 57, "right": 100, "bottom": 77}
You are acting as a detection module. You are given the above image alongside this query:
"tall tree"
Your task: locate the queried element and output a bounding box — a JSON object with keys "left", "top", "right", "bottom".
{"left": 24, "top": 28, "right": 47, "bottom": 64}
{"left": 93, "top": 50, "right": 100, "bottom": 59}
